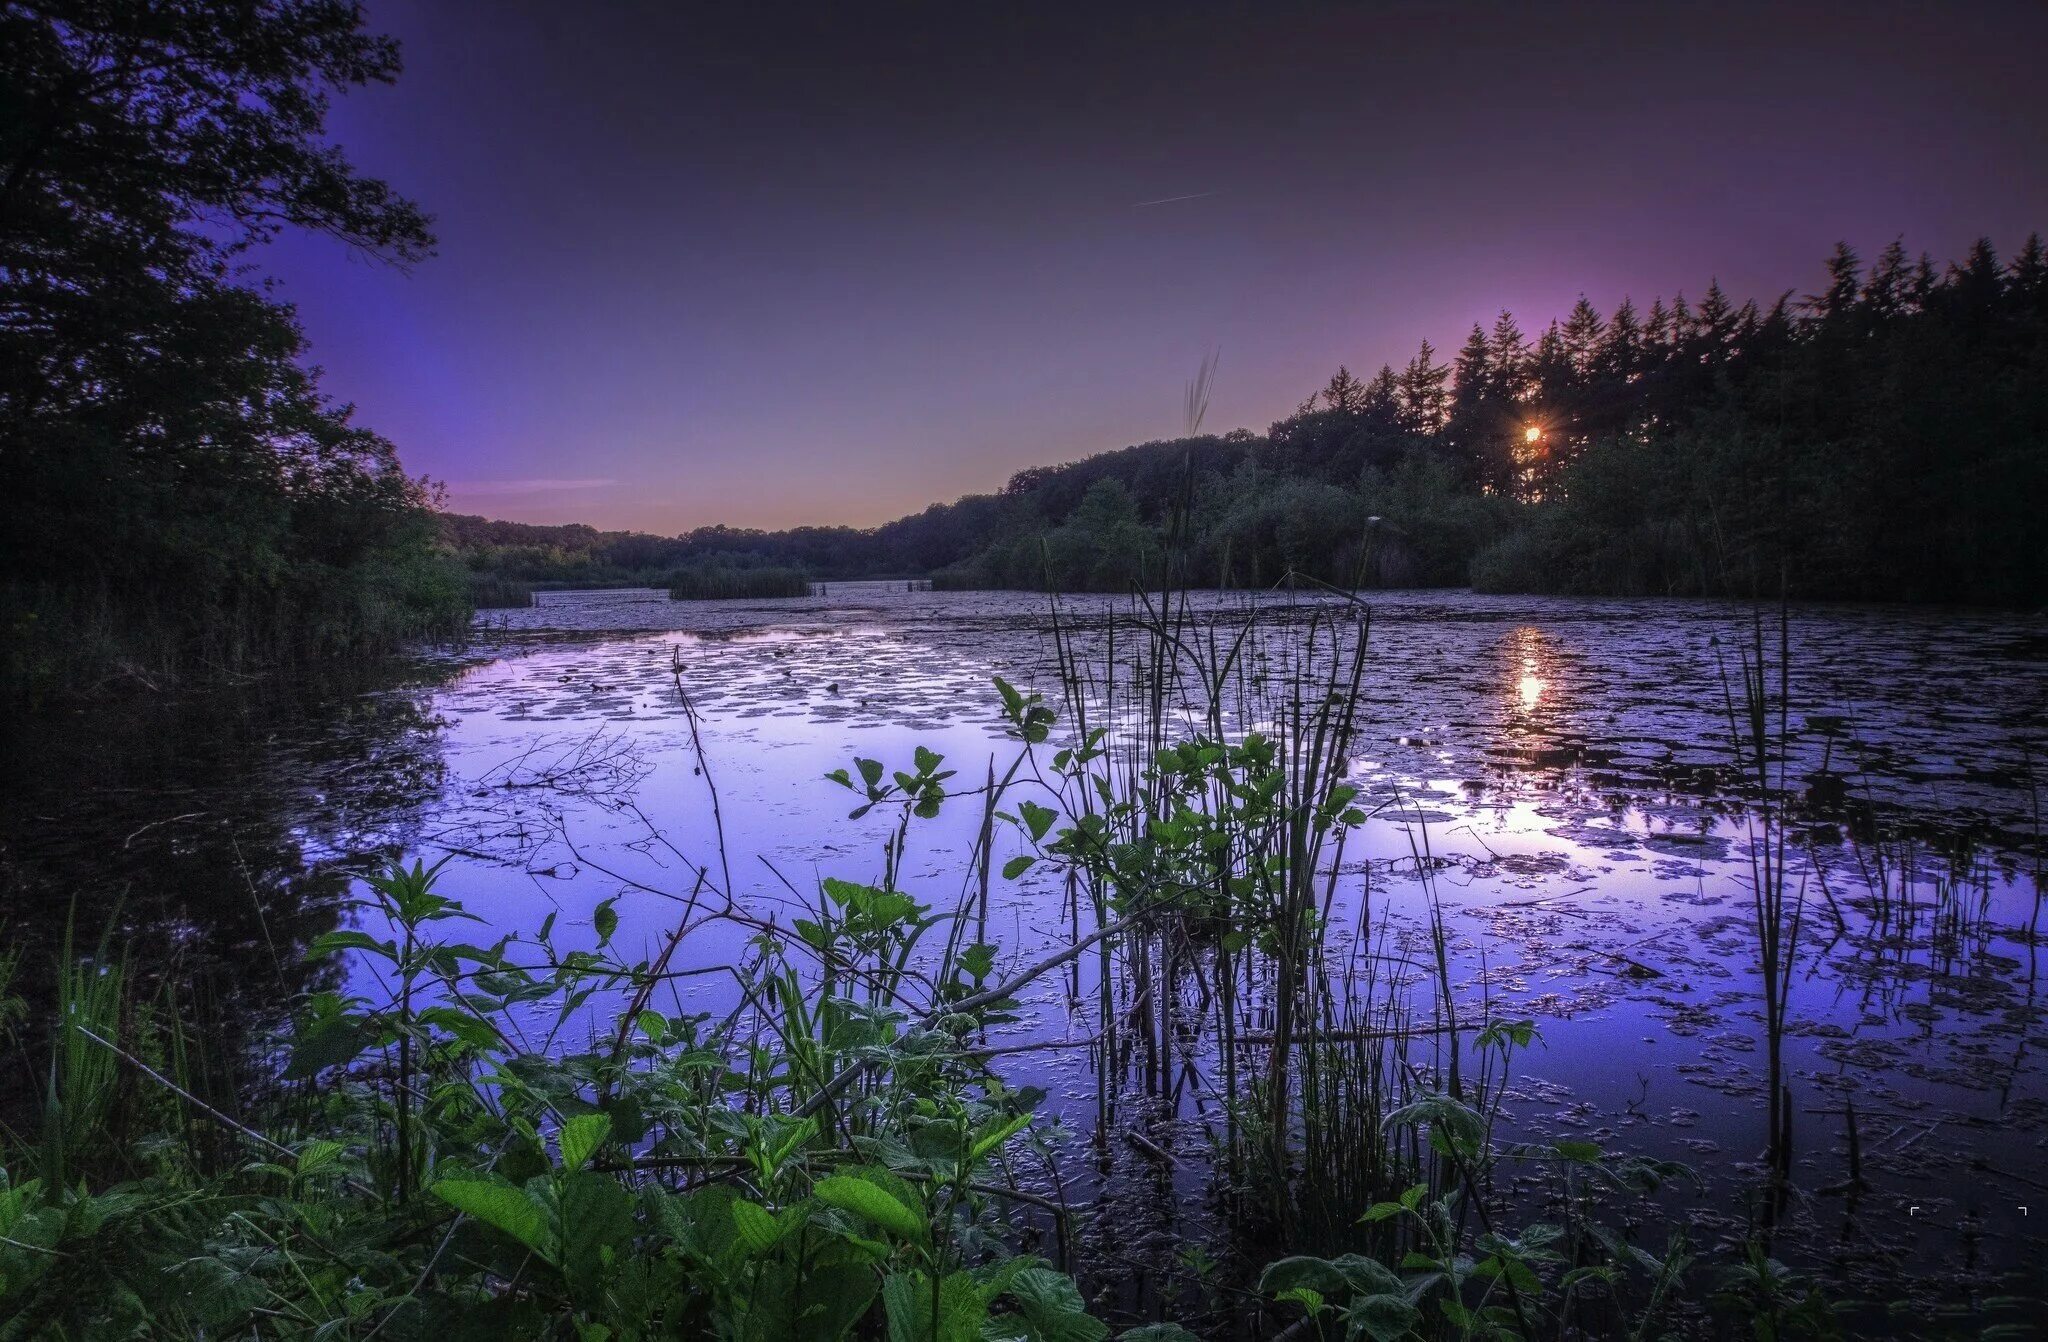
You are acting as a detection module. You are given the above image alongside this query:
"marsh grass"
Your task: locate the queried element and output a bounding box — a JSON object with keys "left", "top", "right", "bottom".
{"left": 0, "top": 584, "right": 1862, "bottom": 1339}
{"left": 467, "top": 574, "right": 536, "bottom": 608}
{"left": 668, "top": 565, "right": 812, "bottom": 600}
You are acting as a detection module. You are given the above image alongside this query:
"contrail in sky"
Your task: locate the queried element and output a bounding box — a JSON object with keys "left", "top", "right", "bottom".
{"left": 1132, "top": 191, "right": 1217, "bottom": 208}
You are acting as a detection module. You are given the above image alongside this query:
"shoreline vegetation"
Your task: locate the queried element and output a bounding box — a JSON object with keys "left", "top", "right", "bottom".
{"left": 6, "top": 0, "right": 2042, "bottom": 709}
{"left": 1, "top": 4, "right": 467, "bottom": 708}
{"left": 448, "top": 231, "right": 2048, "bottom": 613}
{"left": 4, "top": 596, "right": 1922, "bottom": 1340}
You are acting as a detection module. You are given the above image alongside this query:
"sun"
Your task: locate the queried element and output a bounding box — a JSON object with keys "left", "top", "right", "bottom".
{"left": 1524, "top": 424, "right": 1543, "bottom": 443}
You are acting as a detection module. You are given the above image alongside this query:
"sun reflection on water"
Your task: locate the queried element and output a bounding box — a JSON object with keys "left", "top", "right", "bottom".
{"left": 1510, "top": 626, "right": 1548, "bottom": 713}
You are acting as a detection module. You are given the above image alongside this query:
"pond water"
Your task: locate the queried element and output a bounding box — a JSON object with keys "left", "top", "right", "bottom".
{"left": 7, "top": 583, "right": 2045, "bottom": 1322}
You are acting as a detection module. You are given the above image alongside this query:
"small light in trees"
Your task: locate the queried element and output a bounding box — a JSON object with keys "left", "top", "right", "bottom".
{"left": 1524, "top": 424, "right": 1543, "bottom": 443}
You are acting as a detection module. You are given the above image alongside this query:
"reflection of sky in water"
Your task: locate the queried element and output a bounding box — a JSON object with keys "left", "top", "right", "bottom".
{"left": 351, "top": 585, "right": 2046, "bottom": 1291}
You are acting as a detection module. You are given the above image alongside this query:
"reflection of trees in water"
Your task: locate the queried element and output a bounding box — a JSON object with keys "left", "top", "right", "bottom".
{"left": 0, "top": 661, "right": 458, "bottom": 1118}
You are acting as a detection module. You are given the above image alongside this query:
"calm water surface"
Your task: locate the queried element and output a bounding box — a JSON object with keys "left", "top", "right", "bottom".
{"left": 9, "top": 584, "right": 2045, "bottom": 1319}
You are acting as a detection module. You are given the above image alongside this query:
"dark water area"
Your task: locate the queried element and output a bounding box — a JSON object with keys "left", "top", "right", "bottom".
{"left": 0, "top": 657, "right": 467, "bottom": 1108}
{"left": 8, "top": 584, "right": 2047, "bottom": 1326}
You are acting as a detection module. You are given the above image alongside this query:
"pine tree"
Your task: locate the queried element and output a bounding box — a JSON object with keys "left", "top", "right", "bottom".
{"left": 1946, "top": 237, "right": 2004, "bottom": 319}
{"left": 2010, "top": 233, "right": 2048, "bottom": 322}
{"left": 1561, "top": 296, "right": 1604, "bottom": 377}
{"left": 1807, "top": 241, "right": 1861, "bottom": 322}
{"left": 1397, "top": 338, "right": 1451, "bottom": 435}
{"left": 1530, "top": 322, "right": 1574, "bottom": 403}
{"left": 1452, "top": 323, "right": 1493, "bottom": 409}
{"left": 1488, "top": 310, "right": 1530, "bottom": 400}
{"left": 1364, "top": 365, "right": 1401, "bottom": 420}
{"left": 1667, "top": 292, "right": 1694, "bottom": 355}
{"left": 1644, "top": 298, "right": 1671, "bottom": 359}
{"left": 1318, "top": 365, "right": 1367, "bottom": 414}
{"left": 1910, "top": 252, "right": 1939, "bottom": 309}
{"left": 1597, "top": 298, "right": 1642, "bottom": 380}
{"left": 1696, "top": 280, "right": 1736, "bottom": 357}
{"left": 1862, "top": 237, "right": 1911, "bottom": 322}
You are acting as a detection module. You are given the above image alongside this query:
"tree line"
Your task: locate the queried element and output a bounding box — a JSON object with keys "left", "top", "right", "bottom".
{"left": 457, "top": 232, "right": 2048, "bottom": 605}
{"left": 1, "top": 1, "right": 468, "bottom": 705}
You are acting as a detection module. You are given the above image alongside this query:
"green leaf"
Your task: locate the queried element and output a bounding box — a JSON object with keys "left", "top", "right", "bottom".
{"left": 416, "top": 1005, "right": 501, "bottom": 1052}
{"left": 432, "top": 1178, "right": 551, "bottom": 1257}
{"left": 557, "top": 1170, "right": 634, "bottom": 1303}
{"left": 958, "top": 943, "right": 996, "bottom": 983}
{"left": 558, "top": 1112, "right": 611, "bottom": 1172}
{"left": 593, "top": 898, "right": 618, "bottom": 945}
{"left": 1260, "top": 1257, "right": 1348, "bottom": 1300}
{"left": 731, "top": 1198, "right": 783, "bottom": 1256}
{"left": 1005, "top": 1266, "right": 1108, "bottom": 1341}
{"left": 814, "top": 1170, "right": 927, "bottom": 1243}
{"left": 1019, "top": 801, "right": 1057, "bottom": 842}
{"left": 1553, "top": 1139, "right": 1603, "bottom": 1163}
{"left": 1002, "top": 855, "right": 1036, "bottom": 880}
{"left": 284, "top": 1013, "right": 370, "bottom": 1080}
{"left": 1117, "top": 1328, "right": 1203, "bottom": 1342}
{"left": 293, "top": 1139, "right": 345, "bottom": 1177}
{"left": 305, "top": 930, "right": 394, "bottom": 962}
{"left": 1350, "top": 1294, "right": 1421, "bottom": 1342}
{"left": 970, "top": 1111, "right": 1034, "bottom": 1161}
{"left": 883, "top": 1269, "right": 988, "bottom": 1342}
{"left": 994, "top": 677, "right": 1023, "bottom": 714}
{"left": 1275, "top": 1287, "right": 1325, "bottom": 1314}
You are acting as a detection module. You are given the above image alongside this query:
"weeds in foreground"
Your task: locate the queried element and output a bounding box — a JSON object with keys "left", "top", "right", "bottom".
{"left": 0, "top": 610, "right": 1846, "bottom": 1339}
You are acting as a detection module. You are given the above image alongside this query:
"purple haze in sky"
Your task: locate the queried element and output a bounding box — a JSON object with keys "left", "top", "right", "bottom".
{"left": 264, "top": 1, "right": 2048, "bottom": 532}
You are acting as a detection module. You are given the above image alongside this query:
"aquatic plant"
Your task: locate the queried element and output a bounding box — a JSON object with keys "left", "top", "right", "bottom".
{"left": 0, "top": 615, "right": 1870, "bottom": 1339}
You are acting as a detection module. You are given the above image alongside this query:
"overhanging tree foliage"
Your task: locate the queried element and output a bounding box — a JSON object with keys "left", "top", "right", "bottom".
{"left": 1, "top": 0, "right": 462, "bottom": 699}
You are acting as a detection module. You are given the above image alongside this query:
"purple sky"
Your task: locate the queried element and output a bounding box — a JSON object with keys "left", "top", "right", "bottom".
{"left": 266, "top": 1, "right": 2048, "bottom": 532}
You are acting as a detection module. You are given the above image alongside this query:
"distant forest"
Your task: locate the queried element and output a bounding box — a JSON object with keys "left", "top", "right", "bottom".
{"left": 8, "top": 10, "right": 2044, "bottom": 713}
{"left": 456, "top": 234, "right": 2048, "bottom": 607}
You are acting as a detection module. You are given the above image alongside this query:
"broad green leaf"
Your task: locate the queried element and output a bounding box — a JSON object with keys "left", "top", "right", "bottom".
{"left": 1018, "top": 801, "right": 1057, "bottom": 842}
{"left": 305, "top": 930, "right": 395, "bottom": 961}
{"left": 558, "top": 1112, "right": 611, "bottom": 1172}
{"left": 294, "top": 1139, "right": 345, "bottom": 1177}
{"left": 958, "top": 943, "right": 996, "bottom": 982}
{"left": 432, "top": 1178, "right": 550, "bottom": 1257}
{"left": 731, "top": 1198, "right": 783, "bottom": 1256}
{"left": 1350, "top": 1293, "right": 1421, "bottom": 1342}
{"left": 284, "top": 1013, "right": 370, "bottom": 1080}
{"left": 971, "top": 1111, "right": 1034, "bottom": 1162}
{"left": 1004, "top": 1266, "right": 1107, "bottom": 1341}
{"left": 814, "top": 1170, "right": 927, "bottom": 1243}
{"left": 558, "top": 1170, "right": 634, "bottom": 1303}
{"left": 882, "top": 1269, "right": 987, "bottom": 1342}
{"left": 1002, "top": 855, "right": 1035, "bottom": 880}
